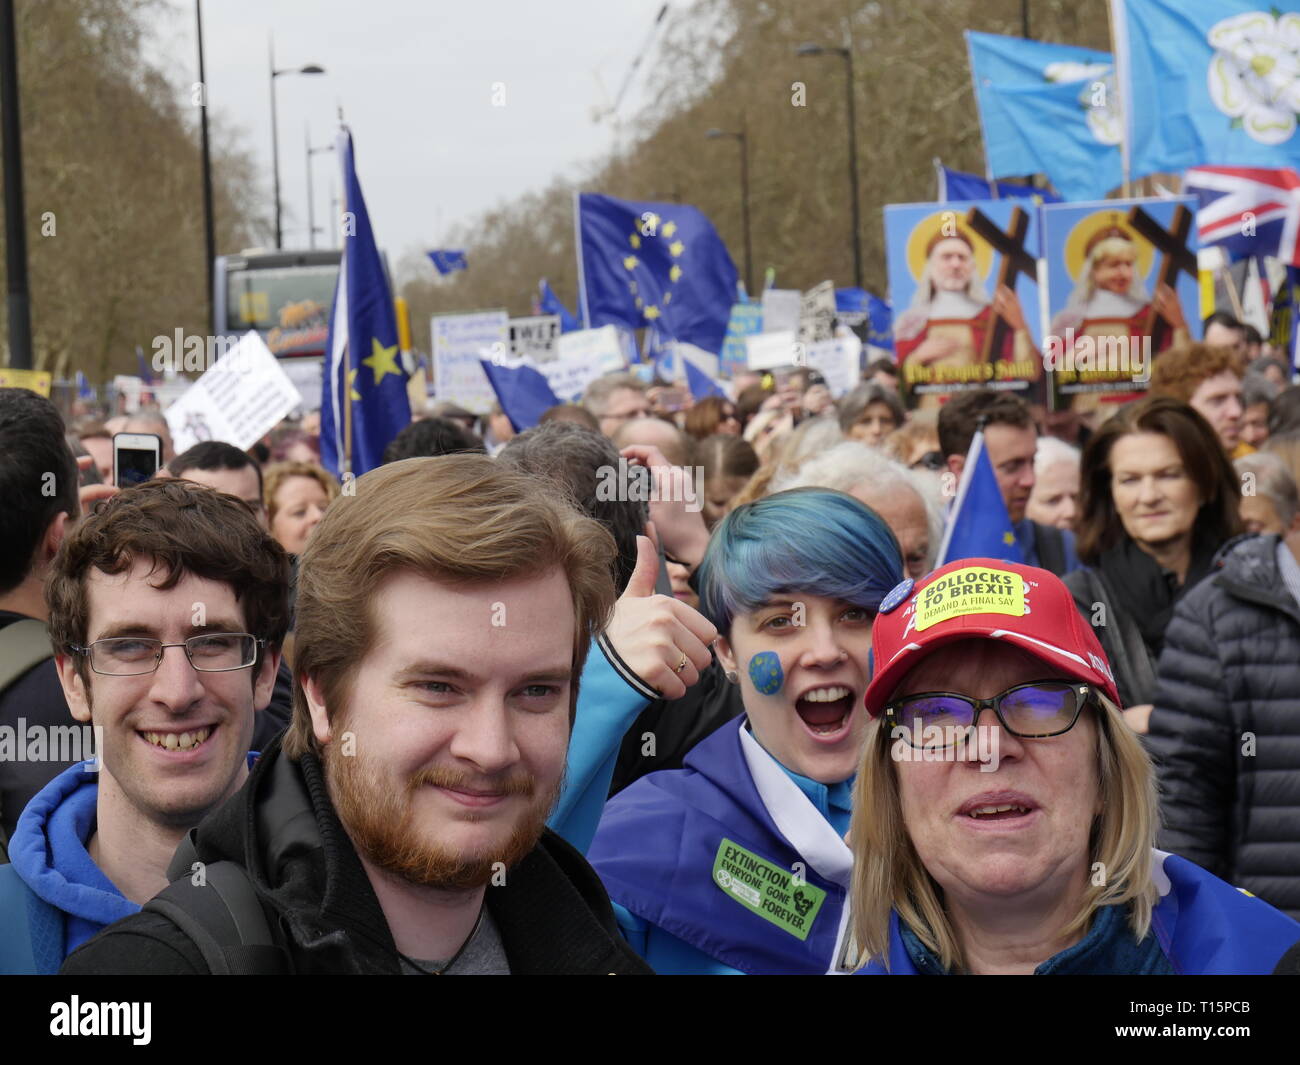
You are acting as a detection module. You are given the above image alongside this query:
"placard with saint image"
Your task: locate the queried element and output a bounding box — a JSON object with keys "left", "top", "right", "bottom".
{"left": 884, "top": 200, "right": 1043, "bottom": 410}
{"left": 1042, "top": 196, "right": 1201, "bottom": 416}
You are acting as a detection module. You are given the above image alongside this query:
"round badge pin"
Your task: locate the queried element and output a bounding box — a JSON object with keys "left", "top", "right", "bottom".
{"left": 879, "top": 578, "right": 915, "bottom": 614}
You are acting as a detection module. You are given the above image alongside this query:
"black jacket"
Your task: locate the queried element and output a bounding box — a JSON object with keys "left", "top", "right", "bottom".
{"left": 1147, "top": 533, "right": 1300, "bottom": 919}
{"left": 1063, "top": 566, "right": 1160, "bottom": 708}
{"left": 61, "top": 739, "right": 652, "bottom": 975}
{"left": 610, "top": 659, "right": 743, "bottom": 796}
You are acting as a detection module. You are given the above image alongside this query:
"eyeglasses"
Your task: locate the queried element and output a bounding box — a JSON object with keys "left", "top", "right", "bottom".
{"left": 883, "top": 680, "right": 1093, "bottom": 749}
{"left": 910, "top": 450, "right": 946, "bottom": 472}
{"left": 70, "top": 633, "right": 263, "bottom": 676}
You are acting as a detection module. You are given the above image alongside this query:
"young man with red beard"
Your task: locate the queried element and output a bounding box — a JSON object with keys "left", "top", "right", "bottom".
{"left": 62, "top": 455, "right": 652, "bottom": 975}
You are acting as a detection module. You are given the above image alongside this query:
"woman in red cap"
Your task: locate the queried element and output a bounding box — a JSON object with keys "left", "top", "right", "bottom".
{"left": 843, "top": 557, "right": 1300, "bottom": 975}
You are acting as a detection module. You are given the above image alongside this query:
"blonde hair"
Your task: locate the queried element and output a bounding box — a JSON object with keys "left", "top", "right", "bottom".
{"left": 263, "top": 461, "right": 340, "bottom": 526}
{"left": 732, "top": 414, "right": 843, "bottom": 506}
{"left": 282, "top": 455, "right": 617, "bottom": 759}
{"left": 848, "top": 687, "right": 1159, "bottom": 972}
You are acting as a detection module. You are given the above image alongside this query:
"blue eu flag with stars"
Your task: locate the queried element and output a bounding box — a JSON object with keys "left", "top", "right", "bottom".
{"left": 576, "top": 193, "right": 738, "bottom": 355}
{"left": 320, "top": 128, "right": 410, "bottom": 479}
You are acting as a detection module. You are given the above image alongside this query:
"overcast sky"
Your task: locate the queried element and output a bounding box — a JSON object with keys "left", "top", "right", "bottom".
{"left": 147, "top": 0, "right": 677, "bottom": 274}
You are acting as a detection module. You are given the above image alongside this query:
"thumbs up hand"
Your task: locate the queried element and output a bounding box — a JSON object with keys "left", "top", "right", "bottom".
{"left": 605, "top": 533, "right": 718, "bottom": 701}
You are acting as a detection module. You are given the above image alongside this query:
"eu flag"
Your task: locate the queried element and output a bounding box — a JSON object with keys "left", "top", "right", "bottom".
{"left": 1114, "top": 1, "right": 1300, "bottom": 177}
{"left": 427, "top": 249, "right": 468, "bottom": 275}
{"left": 835, "top": 287, "right": 896, "bottom": 351}
{"left": 479, "top": 356, "right": 560, "bottom": 432}
{"left": 966, "top": 31, "right": 1122, "bottom": 201}
{"left": 935, "top": 163, "right": 1061, "bottom": 205}
{"left": 320, "top": 128, "right": 411, "bottom": 478}
{"left": 576, "top": 193, "right": 739, "bottom": 354}
{"left": 937, "top": 429, "right": 1023, "bottom": 566}
{"left": 538, "top": 279, "right": 581, "bottom": 333}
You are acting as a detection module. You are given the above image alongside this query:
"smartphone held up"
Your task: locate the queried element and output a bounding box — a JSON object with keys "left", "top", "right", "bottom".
{"left": 112, "top": 432, "right": 161, "bottom": 488}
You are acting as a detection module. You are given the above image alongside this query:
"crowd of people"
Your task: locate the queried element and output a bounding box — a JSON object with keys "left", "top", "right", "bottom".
{"left": 1, "top": 306, "right": 1298, "bottom": 975}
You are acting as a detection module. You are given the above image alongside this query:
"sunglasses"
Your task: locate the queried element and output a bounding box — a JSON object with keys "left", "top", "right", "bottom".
{"left": 883, "top": 680, "right": 1095, "bottom": 749}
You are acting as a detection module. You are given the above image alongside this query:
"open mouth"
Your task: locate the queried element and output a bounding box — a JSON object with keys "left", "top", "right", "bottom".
{"left": 965, "top": 803, "right": 1032, "bottom": 821}
{"left": 958, "top": 792, "right": 1039, "bottom": 825}
{"left": 140, "top": 725, "right": 215, "bottom": 752}
{"left": 795, "top": 685, "right": 855, "bottom": 740}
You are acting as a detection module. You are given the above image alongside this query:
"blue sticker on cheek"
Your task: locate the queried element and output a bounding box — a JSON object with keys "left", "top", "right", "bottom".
{"left": 748, "top": 651, "right": 784, "bottom": 695}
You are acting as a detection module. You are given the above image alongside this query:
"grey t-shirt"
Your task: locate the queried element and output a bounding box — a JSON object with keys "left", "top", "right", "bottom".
{"left": 398, "top": 909, "right": 510, "bottom": 975}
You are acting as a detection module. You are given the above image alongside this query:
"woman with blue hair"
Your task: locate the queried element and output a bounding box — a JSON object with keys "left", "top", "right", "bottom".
{"left": 588, "top": 488, "right": 905, "bottom": 973}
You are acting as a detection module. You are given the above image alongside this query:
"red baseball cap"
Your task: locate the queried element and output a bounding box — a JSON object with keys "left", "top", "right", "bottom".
{"left": 864, "top": 558, "right": 1122, "bottom": 717}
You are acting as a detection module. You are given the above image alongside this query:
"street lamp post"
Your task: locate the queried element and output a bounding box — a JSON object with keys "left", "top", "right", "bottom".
{"left": 305, "top": 127, "right": 334, "bottom": 249}
{"left": 269, "top": 39, "right": 325, "bottom": 249}
{"left": 196, "top": 0, "right": 216, "bottom": 333}
{"left": 797, "top": 42, "right": 863, "bottom": 289}
{"left": 705, "top": 125, "right": 753, "bottom": 297}
{"left": 1, "top": 0, "right": 32, "bottom": 369}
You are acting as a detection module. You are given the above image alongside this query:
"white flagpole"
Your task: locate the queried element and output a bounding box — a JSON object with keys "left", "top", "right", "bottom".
{"left": 935, "top": 427, "right": 984, "bottom": 566}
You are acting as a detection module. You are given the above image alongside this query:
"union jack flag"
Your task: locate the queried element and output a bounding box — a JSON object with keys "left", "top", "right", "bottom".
{"left": 1184, "top": 166, "right": 1300, "bottom": 267}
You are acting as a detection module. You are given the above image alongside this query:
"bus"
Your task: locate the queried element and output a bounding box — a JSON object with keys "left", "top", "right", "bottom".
{"left": 214, "top": 248, "right": 340, "bottom": 360}
{"left": 214, "top": 247, "right": 404, "bottom": 412}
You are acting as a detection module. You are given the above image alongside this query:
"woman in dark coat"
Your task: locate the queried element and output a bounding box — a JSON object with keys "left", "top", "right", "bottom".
{"left": 1064, "top": 396, "right": 1241, "bottom": 725}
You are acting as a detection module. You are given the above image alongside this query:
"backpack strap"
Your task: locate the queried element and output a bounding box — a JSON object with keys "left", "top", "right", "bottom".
{"left": 142, "top": 834, "right": 291, "bottom": 974}
{"left": 0, "top": 619, "right": 56, "bottom": 864}
{"left": 0, "top": 619, "right": 54, "bottom": 692}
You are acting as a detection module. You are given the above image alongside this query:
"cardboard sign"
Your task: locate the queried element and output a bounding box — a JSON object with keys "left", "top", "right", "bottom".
{"left": 746, "top": 330, "right": 799, "bottom": 371}
{"left": 165, "top": 332, "right": 302, "bottom": 453}
{"left": 761, "top": 288, "right": 801, "bottom": 335}
{"left": 432, "top": 310, "right": 509, "bottom": 414}
{"left": 555, "top": 326, "right": 629, "bottom": 375}
{"left": 721, "top": 302, "right": 763, "bottom": 377}
{"left": 508, "top": 314, "right": 561, "bottom": 362}
{"left": 885, "top": 199, "right": 1043, "bottom": 410}
{"left": 1042, "top": 196, "right": 1200, "bottom": 413}
{"left": 799, "top": 280, "right": 838, "bottom": 344}
{"left": 0, "top": 368, "right": 51, "bottom": 396}
{"left": 804, "top": 335, "right": 861, "bottom": 398}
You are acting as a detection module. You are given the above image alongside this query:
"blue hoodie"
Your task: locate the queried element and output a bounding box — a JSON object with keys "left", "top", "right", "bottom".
{"left": 0, "top": 760, "right": 134, "bottom": 973}
{"left": 0, "top": 753, "right": 260, "bottom": 974}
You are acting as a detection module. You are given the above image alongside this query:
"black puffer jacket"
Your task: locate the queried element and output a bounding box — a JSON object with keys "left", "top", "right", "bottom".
{"left": 1147, "top": 533, "right": 1300, "bottom": 919}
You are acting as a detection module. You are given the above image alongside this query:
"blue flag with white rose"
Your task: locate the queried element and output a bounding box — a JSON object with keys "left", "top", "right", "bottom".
{"left": 1112, "top": 0, "right": 1300, "bottom": 177}
{"left": 965, "top": 31, "right": 1122, "bottom": 201}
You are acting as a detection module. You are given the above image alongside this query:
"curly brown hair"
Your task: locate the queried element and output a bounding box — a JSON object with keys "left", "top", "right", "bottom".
{"left": 1148, "top": 341, "right": 1245, "bottom": 403}
{"left": 46, "top": 478, "right": 292, "bottom": 681}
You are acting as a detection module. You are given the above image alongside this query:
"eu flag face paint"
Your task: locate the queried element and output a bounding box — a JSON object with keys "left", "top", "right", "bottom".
{"left": 748, "top": 650, "right": 784, "bottom": 695}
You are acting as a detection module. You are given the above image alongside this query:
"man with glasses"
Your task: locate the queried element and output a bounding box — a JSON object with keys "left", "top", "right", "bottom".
{"left": 0, "top": 479, "right": 288, "bottom": 973}
{"left": 583, "top": 372, "right": 652, "bottom": 439}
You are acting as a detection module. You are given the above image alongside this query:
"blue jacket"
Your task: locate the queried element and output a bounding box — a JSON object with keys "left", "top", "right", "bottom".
{"left": 0, "top": 760, "right": 136, "bottom": 974}
{"left": 855, "top": 850, "right": 1300, "bottom": 975}
{"left": 589, "top": 717, "right": 854, "bottom": 975}
{"left": 546, "top": 633, "right": 656, "bottom": 855}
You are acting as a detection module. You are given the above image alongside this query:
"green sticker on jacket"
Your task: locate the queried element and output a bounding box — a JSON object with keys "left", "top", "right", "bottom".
{"left": 711, "top": 837, "right": 827, "bottom": 941}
